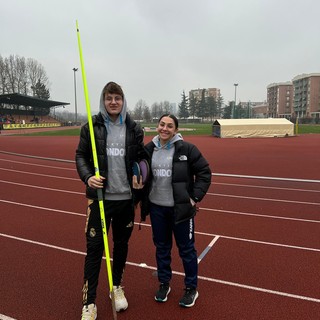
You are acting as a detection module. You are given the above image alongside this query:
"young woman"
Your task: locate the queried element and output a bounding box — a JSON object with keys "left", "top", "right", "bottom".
{"left": 142, "top": 114, "right": 211, "bottom": 308}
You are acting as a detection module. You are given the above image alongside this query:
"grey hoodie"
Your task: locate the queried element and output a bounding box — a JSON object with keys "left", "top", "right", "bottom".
{"left": 149, "top": 133, "right": 183, "bottom": 206}
{"left": 99, "top": 88, "right": 131, "bottom": 200}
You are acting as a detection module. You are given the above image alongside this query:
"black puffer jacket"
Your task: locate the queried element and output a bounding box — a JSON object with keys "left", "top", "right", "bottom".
{"left": 141, "top": 139, "right": 212, "bottom": 224}
{"left": 75, "top": 112, "right": 146, "bottom": 204}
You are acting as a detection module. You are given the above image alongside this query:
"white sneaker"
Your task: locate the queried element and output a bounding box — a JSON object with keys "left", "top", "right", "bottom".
{"left": 110, "top": 285, "right": 128, "bottom": 312}
{"left": 81, "top": 303, "right": 97, "bottom": 320}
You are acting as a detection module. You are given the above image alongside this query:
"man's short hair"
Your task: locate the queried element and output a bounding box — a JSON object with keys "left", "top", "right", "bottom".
{"left": 103, "top": 82, "right": 124, "bottom": 99}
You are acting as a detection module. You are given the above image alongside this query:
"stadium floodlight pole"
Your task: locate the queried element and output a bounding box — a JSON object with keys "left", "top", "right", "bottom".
{"left": 76, "top": 20, "right": 117, "bottom": 320}
{"left": 233, "top": 83, "right": 238, "bottom": 119}
{"left": 72, "top": 67, "right": 78, "bottom": 125}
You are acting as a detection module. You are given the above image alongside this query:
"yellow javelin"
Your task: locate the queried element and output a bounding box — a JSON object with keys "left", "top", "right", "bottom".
{"left": 76, "top": 20, "right": 117, "bottom": 320}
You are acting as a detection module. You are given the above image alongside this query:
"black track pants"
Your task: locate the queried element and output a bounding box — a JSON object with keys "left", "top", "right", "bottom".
{"left": 82, "top": 199, "right": 134, "bottom": 305}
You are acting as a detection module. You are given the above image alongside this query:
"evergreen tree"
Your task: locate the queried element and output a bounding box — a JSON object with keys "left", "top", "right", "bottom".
{"left": 189, "top": 93, "right": 197, "bottom": 119}
{"left": 217, "top": 93, "right": 224, "bottom": 118}
{"left": 178, "top": 91, "right": 189, "bottom": 119}
{"left": 196, "top": 89, "right": 207, "bottom": 119}
{"left": 207, "top": 95, "right": 217, "bottom": 121}
{"left": 223, "top": 102, "right": 232, "bottom": 119}
{"left": 32, "top": 79, "right": 50, "bottom": 99}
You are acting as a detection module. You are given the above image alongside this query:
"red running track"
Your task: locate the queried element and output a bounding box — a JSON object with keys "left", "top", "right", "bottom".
{"left": 0, "top": 134, "right": 319, "bottom": 319}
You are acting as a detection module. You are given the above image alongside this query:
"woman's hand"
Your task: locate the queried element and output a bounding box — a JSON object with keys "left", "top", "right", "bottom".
{"left": 87, "top": 176, "right": 105, "bottom": 189}
{"left": 132, "top": 175, "right": 144, "bottom": 189}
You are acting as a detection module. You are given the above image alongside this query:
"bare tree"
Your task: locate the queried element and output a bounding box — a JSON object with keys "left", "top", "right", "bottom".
{"left": 27, "top": 57, "right": 49, "bottom": 95}
{"left": 133, "top": 99, "right": 147, "bottom": 120}
{"left": 161, "top": 101, "right": 171, "bottom": 114}
{"left": 0, "top": 54, "right": 50, "bottom": 96}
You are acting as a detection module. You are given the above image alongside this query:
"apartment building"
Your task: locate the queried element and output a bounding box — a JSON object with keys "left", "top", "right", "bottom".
{"left": 251, "top": 103, "right": 268, "bottom": 118}
{"left": 267, "top": 82, "right": 293, "bottom": 118}
{"left": 189, "top": 87, "right": 220, "bottom": 101}
{"left": 292, "top": 73, "right": 320, "bottom": 119}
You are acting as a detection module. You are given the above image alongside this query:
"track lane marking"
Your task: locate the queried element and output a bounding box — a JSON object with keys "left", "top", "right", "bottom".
{"left": 0, "top": 168, "right": 78, "bottom": 180}
{"left": 194, "top": 229, "right": 320, "bottom": 253}
{"left": 0, "top": 180, "right": 84, "bottom": 195}
{"left": 0, "top": 199, "right": 85, "bottom": 216}
{"left": 197, "top": 236, "right": 220, "bottom": 263}
{"left": 0, "top": 151, "right": 74, "bottom": 163}
{"left": 0, "top": 232, "right": 319, "bottom": 304}
{"left": 0, "top": 158, "right": 75, "bottom": 171}
{"left": 209, "top": 192, "right": 320, "bottom": 206}
{"left": 212, "top": 173, "right": 320, "bottom": 184}
{"left": 212, "top": 182, "right": 320, "bottom": 193}
{"left": 201, "top": 207, "right": 320, "bottom": 223}
{"left": 1, "top": 200, "right": 319, "bottom": 252}
{"left": 0, "top": 315, "right": 17, "bottom": 320}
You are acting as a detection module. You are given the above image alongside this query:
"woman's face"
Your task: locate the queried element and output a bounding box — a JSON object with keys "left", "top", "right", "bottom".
{"left": 157, "top": 116, "right": 178, "bottom": 144}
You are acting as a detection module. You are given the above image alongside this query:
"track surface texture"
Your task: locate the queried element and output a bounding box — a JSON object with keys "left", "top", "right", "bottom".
{"left": 0, "top": 134, "right": 319, "bottom": 320}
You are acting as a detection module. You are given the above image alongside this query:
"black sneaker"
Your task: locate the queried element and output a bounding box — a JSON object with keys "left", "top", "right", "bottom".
{"left": 179, "top": 287, "right": 199, "bottom": 307}
{"left": 155, "top": 283, "right": 171, "bottom": 302}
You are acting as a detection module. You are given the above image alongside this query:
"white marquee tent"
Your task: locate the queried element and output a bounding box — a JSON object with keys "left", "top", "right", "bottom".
{"left": 212, "top": 118, "right": 294, "bottom": 138}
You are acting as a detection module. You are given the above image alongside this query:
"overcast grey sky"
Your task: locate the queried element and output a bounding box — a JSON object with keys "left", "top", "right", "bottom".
{"left": 1, "top": 0, "right": 319, "bottom": 114}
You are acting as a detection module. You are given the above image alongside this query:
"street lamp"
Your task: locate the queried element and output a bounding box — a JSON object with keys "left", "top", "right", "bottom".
{"left": 72, "top": 67, "right": 78, "bottom": 125}
{"left": 233, "top": 83, "right": 238, "bottom": 119}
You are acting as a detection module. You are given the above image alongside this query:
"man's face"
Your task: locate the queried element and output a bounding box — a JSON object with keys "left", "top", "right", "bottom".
{"left": 104, "top": 93, "right": 123, "bottom": 121}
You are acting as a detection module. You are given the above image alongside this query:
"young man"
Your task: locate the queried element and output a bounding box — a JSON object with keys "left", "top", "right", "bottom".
{"left": 76, "top": 82, "right": 146, "bottom": 320}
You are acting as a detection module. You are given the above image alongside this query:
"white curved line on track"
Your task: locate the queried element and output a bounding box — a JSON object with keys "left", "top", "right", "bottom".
{"left": 0, "top": 232, "right": 319, "bottom": 304}
{"left": 212, "top": 173, "right": 320, "bottom": 184}
{"left": 201, "top": 207, "right": 320, "bottom": 224}
{"left": 0, "top": 315, "right": 17, "bottom": 320}
{"left": 1, "top": 200, "right": 319, "bottom": 252}
{"left": 0, "top": 180, "right": 83, "bottom": 195}
{"left": 209, "top": 192, "right": 320, "bottom": 206}
{"left": 0, "top": 168, "right": 78, "bottom": 181}
{"left": 0, "top": 199, "right": 84, "bottom": 217}
{"left": 1, "top": 151, "right": 320, "bottom": 183}
{"left": 1, "top": 174, "right": 319, "bottom": 206}
{"left": 0, "top": 158, "right": 75, "bottom": 171}
{"left": 212, "top": 182, "right": 320, "bottom": 193}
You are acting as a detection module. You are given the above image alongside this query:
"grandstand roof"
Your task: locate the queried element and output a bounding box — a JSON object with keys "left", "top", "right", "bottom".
{"left": 0, "top": 93, "right": 69, "bottom": 109}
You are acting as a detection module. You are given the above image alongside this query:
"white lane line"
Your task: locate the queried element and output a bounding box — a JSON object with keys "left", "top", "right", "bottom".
{"left": 2, "top": 170, "right": 318, "bottom": 210}
{"left": 0, "top": 168, "right": 78, "bottom": 181}
{"left": 0, "top": 199, "right": 85, "bottom": 217}
{"left": 0, "top": 180, "right": 84, "bottom": 195}
{"left": 1, "top": 200, "right": 319, "bottom": 252}
{"left": 0, "top": 151, "right": 73, "bottom": 163}
{"left": 195, "top": 230, "right": 320, "bottom": 253}
{"left": 1, "top": 155, "right": 318, "bottom": 184}
{"left": 197, "top": 274, "right": 320, "bottom": 303}
{"left": 0, "top": 158, "right": 75, "bottom": 171}
{"left": 0, "top": 315, "right": 17, "bottom": 320}
{"left": 0, "top": 232, "right": 319, "bottom": 304}
{"left": 201, "top": 207, "right": 320, "bottom": 224}
{"left": 2, "top": 178, "right": 319, "bottom": 209}
{"left": 197, "top": 236, "right": 220, "bottom": 263}
{"left": 209, "top": 192, "right": 320, "bottom": 206}
{"left": 212, "top": 173, "right": 320, "bottom": 184}
{"left": 212, "top": 182, "right": 320, "bottom": 193}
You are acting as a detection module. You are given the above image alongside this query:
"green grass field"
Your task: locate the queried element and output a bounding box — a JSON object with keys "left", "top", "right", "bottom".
{"left": 11, "top": 123, "right": 320, "bottom": 136}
